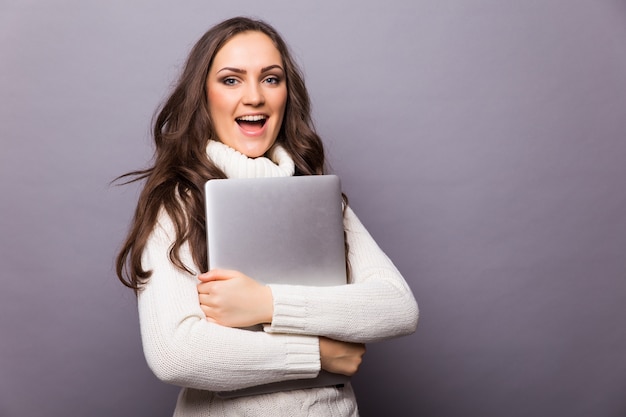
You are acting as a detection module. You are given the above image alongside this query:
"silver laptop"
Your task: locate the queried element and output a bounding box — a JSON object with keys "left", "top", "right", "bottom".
{"left": 204, "top": 174, "right": 350, "bottom": 398}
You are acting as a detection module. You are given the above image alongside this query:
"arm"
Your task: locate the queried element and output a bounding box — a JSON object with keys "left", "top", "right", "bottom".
{"left": 196, "top": 270, "right": 367, "bottom": 376}
{"left": 264, "top": 206, "right": 419, "bottom": 343}
{"left": 137, "top": 210, "right": 321, "bottom": 392}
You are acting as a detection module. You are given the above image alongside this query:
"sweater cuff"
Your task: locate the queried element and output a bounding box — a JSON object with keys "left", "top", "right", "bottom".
{"left": 265, "top": 284, "right": 309, "bottom": 334}
{"left": 278, "top": 333, "right": 320, "bottom": 379}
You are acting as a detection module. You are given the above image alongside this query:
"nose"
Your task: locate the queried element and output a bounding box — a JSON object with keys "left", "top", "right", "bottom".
{"left": 242, "top": 83, "right": 265, "bottom": 106}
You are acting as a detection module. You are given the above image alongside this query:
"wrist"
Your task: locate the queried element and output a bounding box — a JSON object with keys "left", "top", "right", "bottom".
{"left": 262, "top": 285, "right": 274, "bottom": 324}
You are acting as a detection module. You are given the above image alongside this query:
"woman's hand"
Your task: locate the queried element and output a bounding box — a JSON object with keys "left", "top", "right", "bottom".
{"left": 319, "top": 337, "right": 366, "bottom": 376}
{"left": 197, "top": 269, "right": 274, "bottom": 328}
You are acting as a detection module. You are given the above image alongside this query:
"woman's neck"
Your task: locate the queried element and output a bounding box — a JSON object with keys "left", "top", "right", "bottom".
{"left": 206, "top": 140, "right": 295, "bottom": 179}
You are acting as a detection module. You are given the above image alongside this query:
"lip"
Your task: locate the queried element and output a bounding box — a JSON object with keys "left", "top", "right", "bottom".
{"left": 236, "top": 114, "right": 269, "bottom": 137}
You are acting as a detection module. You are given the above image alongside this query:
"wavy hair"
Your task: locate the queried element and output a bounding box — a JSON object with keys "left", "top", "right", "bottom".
{"left": 115, "top": 17, "right": 340, "bottom": 292}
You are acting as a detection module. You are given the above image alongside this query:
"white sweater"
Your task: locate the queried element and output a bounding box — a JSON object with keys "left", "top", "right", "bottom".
{"left": 138, "top": 141, "right": 419, "bottom": 416}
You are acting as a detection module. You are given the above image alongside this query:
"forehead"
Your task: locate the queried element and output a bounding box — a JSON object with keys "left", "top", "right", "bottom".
{"left": 212, "top": 31, "right": 282, "bottom": 69}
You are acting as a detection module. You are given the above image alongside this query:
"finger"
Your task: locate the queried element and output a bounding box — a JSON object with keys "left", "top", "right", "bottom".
{"left": 200, "top": 304, "right": 208, "bottom": 316}
{"left": 198, "top": 269, "right": 239, "bottom": 282}
{"left": 197, "top": 282, "right": 213, "bottom": 294}
{"left": 200, "top": 304, "right": 213, "bottom": 317}
{"left": 200, "top": 306, "right": 220, "bottom": 324}
{"left": 198, "top": 294, "right": 211, "bottom": 305}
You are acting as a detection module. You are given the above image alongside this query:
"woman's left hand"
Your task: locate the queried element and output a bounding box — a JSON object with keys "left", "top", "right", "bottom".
{"left": 197, "top": 269, "right": 274, "bottom": 328}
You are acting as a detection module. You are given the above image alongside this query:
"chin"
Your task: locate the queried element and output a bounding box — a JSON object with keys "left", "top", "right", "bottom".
{"left": 237, "top": 142, "right": 275, "bottom": 158}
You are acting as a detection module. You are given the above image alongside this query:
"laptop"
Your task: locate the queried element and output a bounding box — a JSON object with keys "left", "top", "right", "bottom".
{"left": 204, "top": 174, "right": 350, "bottom": 398}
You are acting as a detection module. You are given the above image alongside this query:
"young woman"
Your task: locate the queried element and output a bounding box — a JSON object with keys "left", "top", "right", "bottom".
{"left": 116, "top": 16, "right": 418, "bottom": 417}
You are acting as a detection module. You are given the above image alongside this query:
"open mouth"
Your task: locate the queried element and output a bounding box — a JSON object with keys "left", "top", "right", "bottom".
{"left": 236, "top": 115, "right": 267, "bottom": 130}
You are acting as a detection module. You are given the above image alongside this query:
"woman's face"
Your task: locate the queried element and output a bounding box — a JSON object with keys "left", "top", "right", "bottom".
{"left": 206, "top": 31, "right": 288, "bottom": 158}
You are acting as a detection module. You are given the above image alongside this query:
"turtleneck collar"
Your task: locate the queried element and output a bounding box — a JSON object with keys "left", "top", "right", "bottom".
{"left": 206, "top": 140, "right": 295, "bottom": 179}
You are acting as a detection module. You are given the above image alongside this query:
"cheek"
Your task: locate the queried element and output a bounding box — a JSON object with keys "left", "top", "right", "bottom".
{"left": 274, "top": 90, "right": 288, "bottom": 120}
{"left": 207, "top": 86, "right": 236, "bottom": 117}
{"left": 207, "top": 90, "right": 223, "bottom": 115}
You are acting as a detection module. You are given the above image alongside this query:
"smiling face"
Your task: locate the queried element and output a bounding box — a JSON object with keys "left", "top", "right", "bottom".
{"left": 206, "top": 31, "right": 288, "bottom": 158}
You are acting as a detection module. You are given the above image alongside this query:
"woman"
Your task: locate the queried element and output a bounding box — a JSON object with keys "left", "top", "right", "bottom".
{"left": 116, "top": 16, "right": 418, "bottom": 416}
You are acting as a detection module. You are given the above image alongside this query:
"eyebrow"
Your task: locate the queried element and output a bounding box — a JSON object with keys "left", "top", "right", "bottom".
{"left": 216, "top": 64, "right": 284, "bottom": 74}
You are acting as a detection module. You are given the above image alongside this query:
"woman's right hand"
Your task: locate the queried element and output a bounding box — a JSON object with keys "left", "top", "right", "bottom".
{"left": 319, "top": 337, "right": 366, "bottom": 376}
{"left": 197, "top": 269, "right": 273, "bottom": 328}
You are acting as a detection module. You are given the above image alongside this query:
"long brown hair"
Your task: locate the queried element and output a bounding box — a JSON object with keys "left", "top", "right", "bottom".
{"left": 116, "top": 17, "right": 331, "bottom": 292}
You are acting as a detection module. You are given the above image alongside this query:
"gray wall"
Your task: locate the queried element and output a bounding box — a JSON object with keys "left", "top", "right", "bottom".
{"left": 1, "top": 1, "right": 625, "bottom": 416}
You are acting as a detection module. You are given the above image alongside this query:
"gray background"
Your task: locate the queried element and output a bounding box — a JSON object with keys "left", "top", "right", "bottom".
{"left": 1, "top": 1, "right": 625, "bottom": 416}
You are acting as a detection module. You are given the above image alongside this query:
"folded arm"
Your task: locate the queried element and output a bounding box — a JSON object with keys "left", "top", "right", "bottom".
{"left": 138, "top": 212, "right": 321, "bottom": 392}
{"left": 264, "top": 206, "right": 419, "bottom": 343}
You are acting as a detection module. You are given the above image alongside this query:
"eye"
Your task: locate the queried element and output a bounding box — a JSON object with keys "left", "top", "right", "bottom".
{"left": 221, "top": 77, "right": 239, "bottom": 86}
{"left": 263, "top": 76, "right": 282, "bottom": 85}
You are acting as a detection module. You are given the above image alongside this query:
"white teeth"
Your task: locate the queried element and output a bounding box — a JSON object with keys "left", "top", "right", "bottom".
{"left": 236, "top": 115, "right": 266, "bottom": 122}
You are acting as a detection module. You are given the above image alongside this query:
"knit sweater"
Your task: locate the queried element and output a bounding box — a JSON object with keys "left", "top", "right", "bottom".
{"left": 138, "top": 141, "right": 419, "bottom": 416}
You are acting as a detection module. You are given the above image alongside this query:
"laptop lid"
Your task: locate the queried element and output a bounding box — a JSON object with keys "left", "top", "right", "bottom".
{"left": 203, "top": 174, "right": 350, "bottom": 397}
{"left": 204, "top": 174, "right": 347, "bottom": 286}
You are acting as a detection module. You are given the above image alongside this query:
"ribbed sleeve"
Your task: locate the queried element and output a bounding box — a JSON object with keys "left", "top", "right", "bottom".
{"left": 135, "top": 142, "right": 416, "bottom": 415}
{"left": 265, "top": 207, "right": 419, "bottom": 343}
{"left": 138, "top": 211, "right": 321, "bottom": 393}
